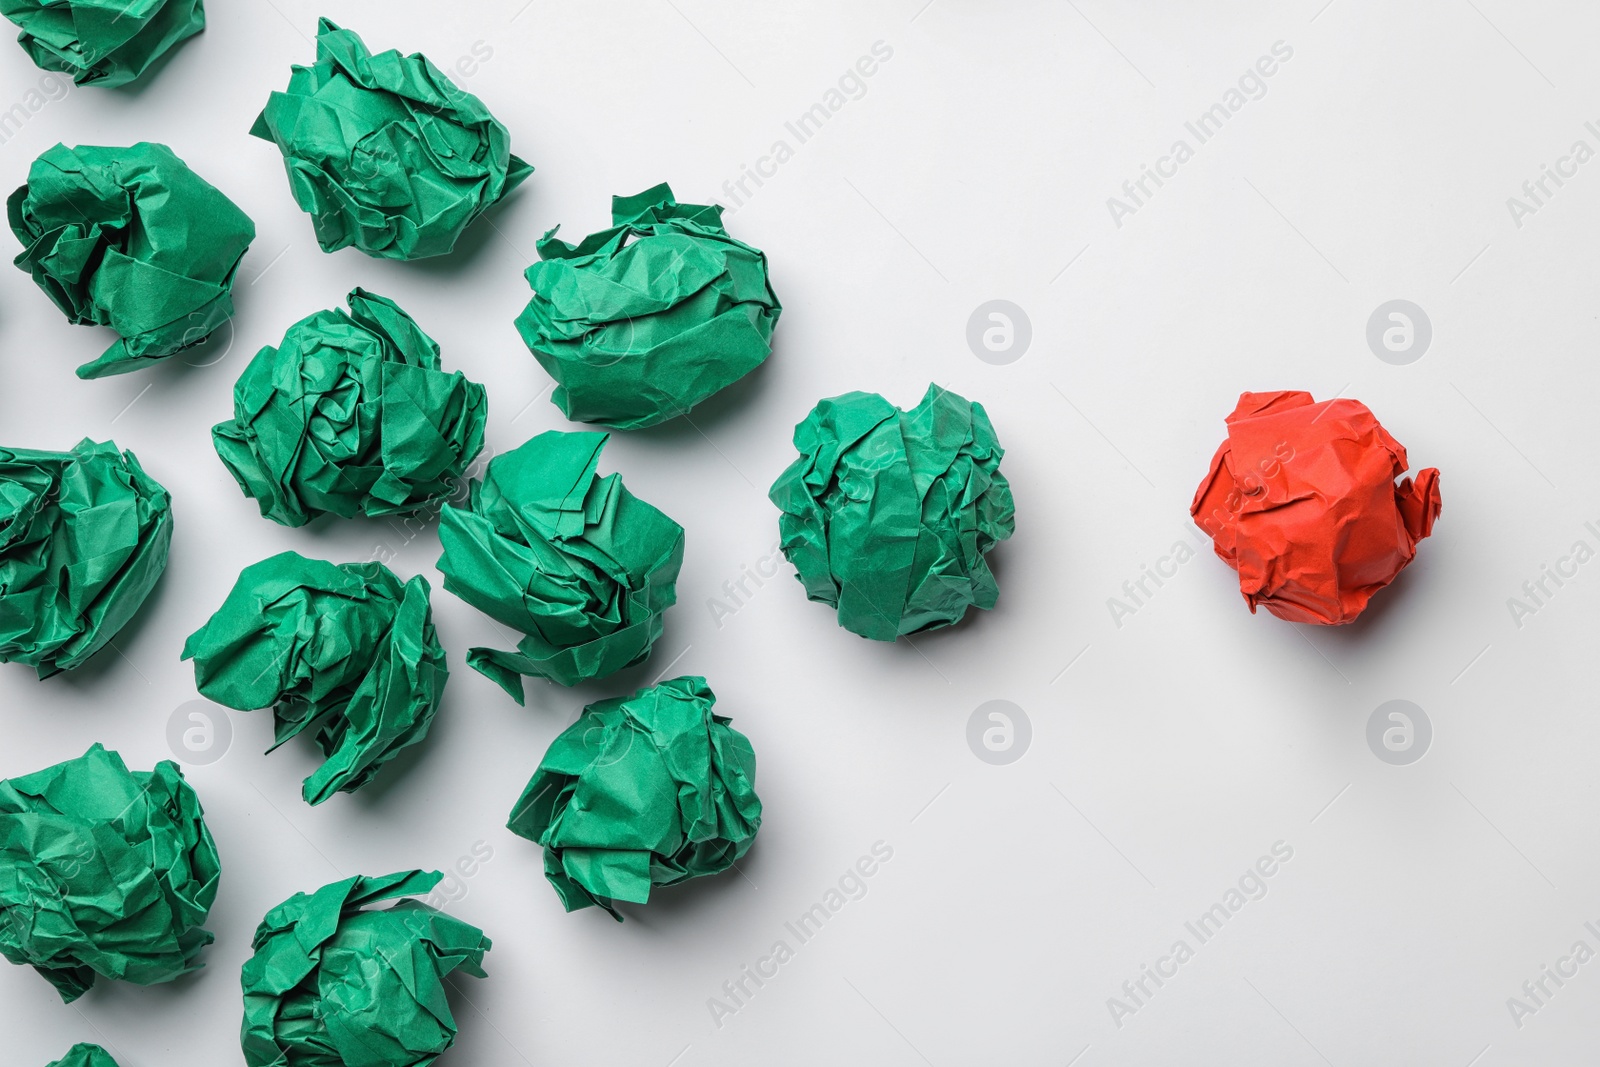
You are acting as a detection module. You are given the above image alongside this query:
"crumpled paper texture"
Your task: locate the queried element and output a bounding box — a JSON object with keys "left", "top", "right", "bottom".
{"left": 240, "top": 870, "right": 489, "bottom": 1067}
{"left": 181, "top": 552, "right": 447, "bottom": 805}
{"left": 8, "top": 141, "right": 255, "bottom": 379}
{"left": 507, "top": 676, "right": 760, "bottom": 920}
{"left": 0, "top": 0, "right": 203, "bottom": 88}
{"left": 769, "top": 383, "right": 1015, "bottom": 641}
{"left": 0, "top": 438, "right": 171, "bottom": 678}
{"left": 46, "top": 1044, "right": 119, "bottom": 1067}
{"left": 250, "top": 18, "right": 531, "bottom": 261}
{"left": 213, "top": 287, "right": 487, "bottom": 527}
{"left": 438, "top": 430, "right": 684, "bottom": 699}
{"left": 515, "top": 182, "right": 781, "bottom": 429}
{"left": 1190, "top": 390, "right": 1442, "bottom": 625}
{"left": 0, "top": 744, "right": 220, "bottom": 1003}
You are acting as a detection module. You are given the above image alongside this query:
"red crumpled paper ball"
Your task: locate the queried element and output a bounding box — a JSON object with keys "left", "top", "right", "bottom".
{"left": 1189, "top": 390, "right": 1441, "bottom": 625}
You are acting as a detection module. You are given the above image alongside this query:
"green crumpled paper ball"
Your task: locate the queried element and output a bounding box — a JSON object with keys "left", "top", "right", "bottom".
{"left": 0, "top": 743, "right": 221, "bottom": 1003}
{"left": 250, "top": 18, "right": 531, "bottom": 261}
{"left": 507, "top": 676, "right": 761, "bottom": 920}
{"left": 437, "top": 430, "right": 684, "bottom": 700}
{"left": 46, "top": 1044, "right": 120, "bottom": 1067}
{"left": 0, "top": 438, "right": 172, "bottom": 678}
{"left": 180, "top": 551, "right": 447, "bottom": 806}
{"left": 240, "top": 870, "right": 489, "bottom": 1067}
{"left": 0, "top": 0, "right": 203, "bottom": 88}
{"left": 7, "top": 141, "right": 255, "bottom": 379}
{"left": 769, "top": 383, "right": 1016, "bottom": 641}
{"left": 212, "top": 287, "right": 487, "bottom": 527}
{"left": 514, "top": 182, "right": 781, "bottom": 429}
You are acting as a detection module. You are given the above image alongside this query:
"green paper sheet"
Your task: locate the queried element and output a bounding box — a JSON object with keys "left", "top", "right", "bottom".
{"left": 0, "top": 744, "right": 220, "bottom": 1003}
{"left": 213, "top": 287, "right": 487, "bottom": 527}
{"left": 514, "top": 182, "right": 781, "bottom": 429}
{"left": 250, "top": 17, "right": 531, "bottom": 261}
{"left": 507, "top": 676, "right": 761, "bottom": 920}
{"left": 8, "top": 142, "right": 255, "bottom": 379}
{"left": 240, "top": 870, "right": 489, "bottom": 1067}
{"left": 0, "top": 0, "right": 203, "bottom": 88}
{"left": 769, "top": 383, "right": 1016, "bottom": 641}
{"left": 0, "top": 438, "right": 172, "bottom": 677}
{"left": 437, "top": 430, "right": 684, "bottom": 699}
{"left": 46, "top": 1044, "right": 120, "bottom": 1067}
{"left": 181, "top": 551, "right": 447, "bottom": 805}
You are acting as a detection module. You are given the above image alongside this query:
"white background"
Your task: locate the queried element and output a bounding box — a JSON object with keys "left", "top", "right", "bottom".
{"left": 3, "top": 1, "right": 1598, "bottom": 1064}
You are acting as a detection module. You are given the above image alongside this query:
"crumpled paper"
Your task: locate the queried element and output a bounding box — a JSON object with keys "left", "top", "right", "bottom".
{"left": 0, "top": 0, "right": 203, "bottom": 88}
{"left": 8, "top": 141, "right": 255, "bottom": 379}
{"left": 514, "top": 182, "right": 782, "bottom": 429}
{"left": 181, "top": 552, "right": 447, "bottom": 805}
{"left": 46, "top": 1044, "right": 119, "bottom": 1067}
{"left": 240, "top": 870, "right": 489, "bottom": 1067}
{"left": 769, "top": 383, "right": 1015, "bottom": 641}
{"left": 438, "top": 430, "right": 684, "bottom": 699}
{"left": 0, "top": 438, "right": 172, "bottom": 678}
{"left": 250, "top": 18, "right": 531, "bottom": 260}
{"left": 213, "top": 287, "right": 487, "bottom": 527}
{"left": 1190, "top": 390, "right": 1442, "bottom": 625}
{"left": 0, "top": 743, "right": 220, "bottom": 1003}
{"left": 507, "top": 676, "right": 760, "bottom": 920}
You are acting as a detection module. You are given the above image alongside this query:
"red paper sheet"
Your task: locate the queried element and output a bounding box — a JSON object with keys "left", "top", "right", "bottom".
{"left": 1190, "top": 390, "right": 1441, "bottom": 625}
